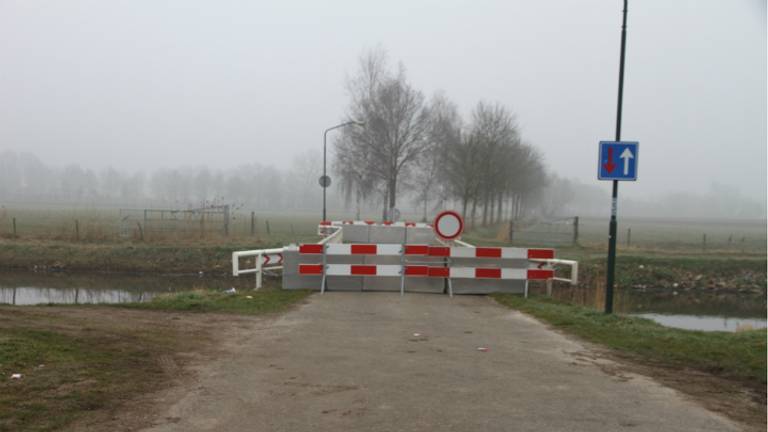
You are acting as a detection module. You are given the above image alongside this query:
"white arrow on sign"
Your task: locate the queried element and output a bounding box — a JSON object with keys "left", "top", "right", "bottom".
{"left": 620, "top": 148, "right": 634, "bottom": 175}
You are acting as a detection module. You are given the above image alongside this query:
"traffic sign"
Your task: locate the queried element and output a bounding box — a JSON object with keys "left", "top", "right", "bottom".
{"left": 598, "top": 141, "right": 638, "bottom": 181}
{"left": 433, "top": 210, "right": 464, "bottom": 240}
{"left": 318, "top": 175, "right": 332, "bottom": 188}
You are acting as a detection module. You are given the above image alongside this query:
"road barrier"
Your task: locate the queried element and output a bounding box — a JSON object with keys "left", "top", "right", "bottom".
{"left": 232, "top": 217, "right": 578, "bottom": 295}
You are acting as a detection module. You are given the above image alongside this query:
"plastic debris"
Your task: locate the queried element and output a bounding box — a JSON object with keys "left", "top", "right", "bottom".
{"left": 224, "top": 287, "right": 237, "bottom": 295}
{"left": 476, "top": 347, "right": 489, "bottom": 352}
{"left": 246, "top": 295, "right": 253, "bottom": 299}
{"left": 638, "top": 265, "right": 645, "bottom": 269}
{"left": 10, "top": 373, "right": 22, "bottom": 380}
{"left": 413, "top": 333, "right": 421, "bottom": 337}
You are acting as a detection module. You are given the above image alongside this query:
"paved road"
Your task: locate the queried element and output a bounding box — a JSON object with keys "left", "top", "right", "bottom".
{"left": 143, "top": 293, "right": 740, "bottom": 432}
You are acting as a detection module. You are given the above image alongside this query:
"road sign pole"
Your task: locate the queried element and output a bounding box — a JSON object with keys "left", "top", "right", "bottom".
{"left": 605, "top": 0, "right": 628, "bottom": 314}
{"left": 322, "top": 128, "right": 328, "bottom": 222}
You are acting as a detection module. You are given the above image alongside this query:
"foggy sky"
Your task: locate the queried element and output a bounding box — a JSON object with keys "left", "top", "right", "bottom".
{"left": 1, "top": 0, "right": 765, "bottom": 202}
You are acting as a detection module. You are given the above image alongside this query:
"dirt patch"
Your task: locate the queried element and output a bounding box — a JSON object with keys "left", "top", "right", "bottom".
{"left": 0, "top": 305, "right": 261, "bottom": 432}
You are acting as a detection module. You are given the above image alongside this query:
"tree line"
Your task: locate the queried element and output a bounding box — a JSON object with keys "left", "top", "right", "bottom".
{"left": 334, "top": 48, "right": 546, "bottom": 227}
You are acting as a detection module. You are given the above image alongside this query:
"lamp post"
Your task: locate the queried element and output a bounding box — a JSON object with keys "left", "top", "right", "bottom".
{"left": 322, "top": 120, "right": 364, "bottom": 221}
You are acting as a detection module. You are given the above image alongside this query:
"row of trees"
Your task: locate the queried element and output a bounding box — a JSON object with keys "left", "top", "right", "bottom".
{"left": 334, "top": 49, "right": 547, "bottom": 226}
{"left": 0, "top": 150, "right": 331, "bottom": 211}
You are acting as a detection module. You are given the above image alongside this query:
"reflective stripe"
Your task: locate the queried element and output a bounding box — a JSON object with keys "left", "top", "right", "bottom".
{"left": 404, "top": 245, "right": 429, "bottom": 255}
{"left": 299, "top": 244, "right": 324, "bottom": 254}
{"left": 299, "top": 264, "right": 323, "bottom": 275}
{"left": 527, "top": 269, "right": 555, "bottom": 279}
{"left": 475, "top": 247, "right": 502, "bottom": 258}
{"left": 475, "top": 268, "right": 501, "bottom": 278}
{"left": 528, "top": 249, "right": 555, "bottom": 259}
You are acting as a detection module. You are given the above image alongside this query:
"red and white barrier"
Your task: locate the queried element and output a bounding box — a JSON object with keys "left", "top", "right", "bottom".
{"left": 297, "top": 242, "right": 555, "bottom": 296}
{"left": 299, "top": 243, "right": 554, "bottom": 260}
{"left": 299, "top": 264, "right": 553, "bottom": 280}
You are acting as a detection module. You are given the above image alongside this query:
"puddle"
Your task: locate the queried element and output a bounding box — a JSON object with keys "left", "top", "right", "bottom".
{"left": 0, "top": 271, "right": 246, "bottom": 305}
{"left": 633, "top": 313, "right": 766, "bottom": 332}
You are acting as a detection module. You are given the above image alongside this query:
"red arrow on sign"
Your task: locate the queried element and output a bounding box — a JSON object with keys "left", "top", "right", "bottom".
{"left": 262, "top": 254, "right": 283, "bottom": 266}
{"left": 603, "top": 146, "right": 616, "bottom": 173}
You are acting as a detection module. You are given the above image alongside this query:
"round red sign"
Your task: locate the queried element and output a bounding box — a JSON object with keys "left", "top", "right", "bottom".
{"left": 433, "top": 210, "right": 464, "bottom": 240}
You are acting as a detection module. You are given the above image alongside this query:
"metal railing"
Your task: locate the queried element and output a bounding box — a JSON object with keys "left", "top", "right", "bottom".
{"left": 232, "top": 248, "right": 284, "bottom": 289}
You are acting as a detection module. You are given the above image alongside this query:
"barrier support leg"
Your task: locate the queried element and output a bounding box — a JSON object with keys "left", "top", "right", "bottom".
{"left": 399, "top": 245, "right": 406, "bottom": 297}
{"left": 524, "top": 280, "right": 529, "bottom": 298}
{"left": 546, "top": 278, "right": 552, "bottom": 296}
{"left": 320, "top": 244, "right": 328, "bottom": 294}
{"left": 447, "top": 278, "right": 453, "bottom": 298}
{"left": 255, "top": 253, "right": 263, "bottom": 290}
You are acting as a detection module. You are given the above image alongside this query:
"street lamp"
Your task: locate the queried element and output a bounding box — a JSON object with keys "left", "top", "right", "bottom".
{"left": 322, "top": 120, "right": 364, "bottom": 221}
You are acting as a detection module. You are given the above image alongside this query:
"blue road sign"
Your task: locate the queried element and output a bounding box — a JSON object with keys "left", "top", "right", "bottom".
{"left": 598, "top": 141, "right": 638, "bottom": 181}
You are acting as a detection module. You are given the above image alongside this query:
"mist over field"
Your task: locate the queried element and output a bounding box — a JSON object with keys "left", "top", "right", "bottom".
{"left": 0, "top": 150, "right": 764, "bottom": 221}
{"left": 0, "top": 0, "right": 765, "bottom": 222}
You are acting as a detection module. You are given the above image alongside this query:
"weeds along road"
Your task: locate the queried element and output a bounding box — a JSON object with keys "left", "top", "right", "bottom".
{"left": 141, "top": 293, "right": 741, "bottom": 432}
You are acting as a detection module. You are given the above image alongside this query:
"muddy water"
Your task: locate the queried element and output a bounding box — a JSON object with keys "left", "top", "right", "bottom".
{"left": 0, "top": 271, "right": 254, "bottom": 305}
{"left": 530, "top": 282, "right": 766, "bottom": 332}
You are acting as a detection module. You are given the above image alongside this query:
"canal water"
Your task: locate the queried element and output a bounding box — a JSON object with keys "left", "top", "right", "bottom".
{"left": 0, "top": 271, "right": 253, "bottom": 306}
{"left": 0, "top": 271, "right": 765, "bottom": 332}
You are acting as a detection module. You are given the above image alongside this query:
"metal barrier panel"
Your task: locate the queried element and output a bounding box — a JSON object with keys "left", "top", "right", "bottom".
{"left": 449, "top": 257, "right": 529, "bottom": 294}
{"left": 368, "top": 225, "right": 406, "bottom": 244}
{"left": 339, "top": 225, "right": 370, "bottom": 243}
{"left": 283, "top": 248, "right": 364, "bottom": 291}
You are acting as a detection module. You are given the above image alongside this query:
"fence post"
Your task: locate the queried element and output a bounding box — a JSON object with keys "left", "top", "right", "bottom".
{"left": 265, "top": 220, "right": 271, "bottom": 236}
{"left": 572, "top": 216, "right": 579, "bottom": 246}
{"left": 626, "top": 228, "right": 631, "bottom": 247}
{"left": 507, "top": 220, "right": 514, "bottom": 244}
{"left": 75, "top": 219, "right": 80, "bottom": 241}
{"left": 702, "top": 233, "right": 707, "bottom": 251}
{"left": 12, "top": 217, "right": 17, "bottom": 238}
{"left": 223, "top": 205, "right": 230, "bottom": 237}
{"left": 250, "top": 211, "right": 255, "bottom": 236}
{"left": 136, "top": 222, "right": 144, "bottom": 241}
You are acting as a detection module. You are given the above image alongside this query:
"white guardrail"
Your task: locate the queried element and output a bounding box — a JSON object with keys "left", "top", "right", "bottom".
{"left": 232, "top": 225, "right": 344, "bottom": 289}
{"left": 231, "top": 247, "right": 284, "bottom": 289}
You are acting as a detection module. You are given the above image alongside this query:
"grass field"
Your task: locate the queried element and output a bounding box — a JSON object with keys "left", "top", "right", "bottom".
{"left": 1, "top": 205, "right": 765, "bottom": 253}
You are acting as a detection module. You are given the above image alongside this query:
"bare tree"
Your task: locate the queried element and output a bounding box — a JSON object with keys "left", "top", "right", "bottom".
{"left": 335, "top": 48, "right": 431, "bottom": 219}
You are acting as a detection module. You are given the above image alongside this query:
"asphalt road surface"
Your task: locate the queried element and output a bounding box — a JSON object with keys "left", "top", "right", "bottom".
{"left": 142, "top": 293, "right": 741, "bottom": 432}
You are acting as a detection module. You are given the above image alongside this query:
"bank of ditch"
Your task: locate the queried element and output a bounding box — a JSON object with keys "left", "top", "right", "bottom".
{"left": 0, "top": 288, "right": 311, "bottom": 432}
